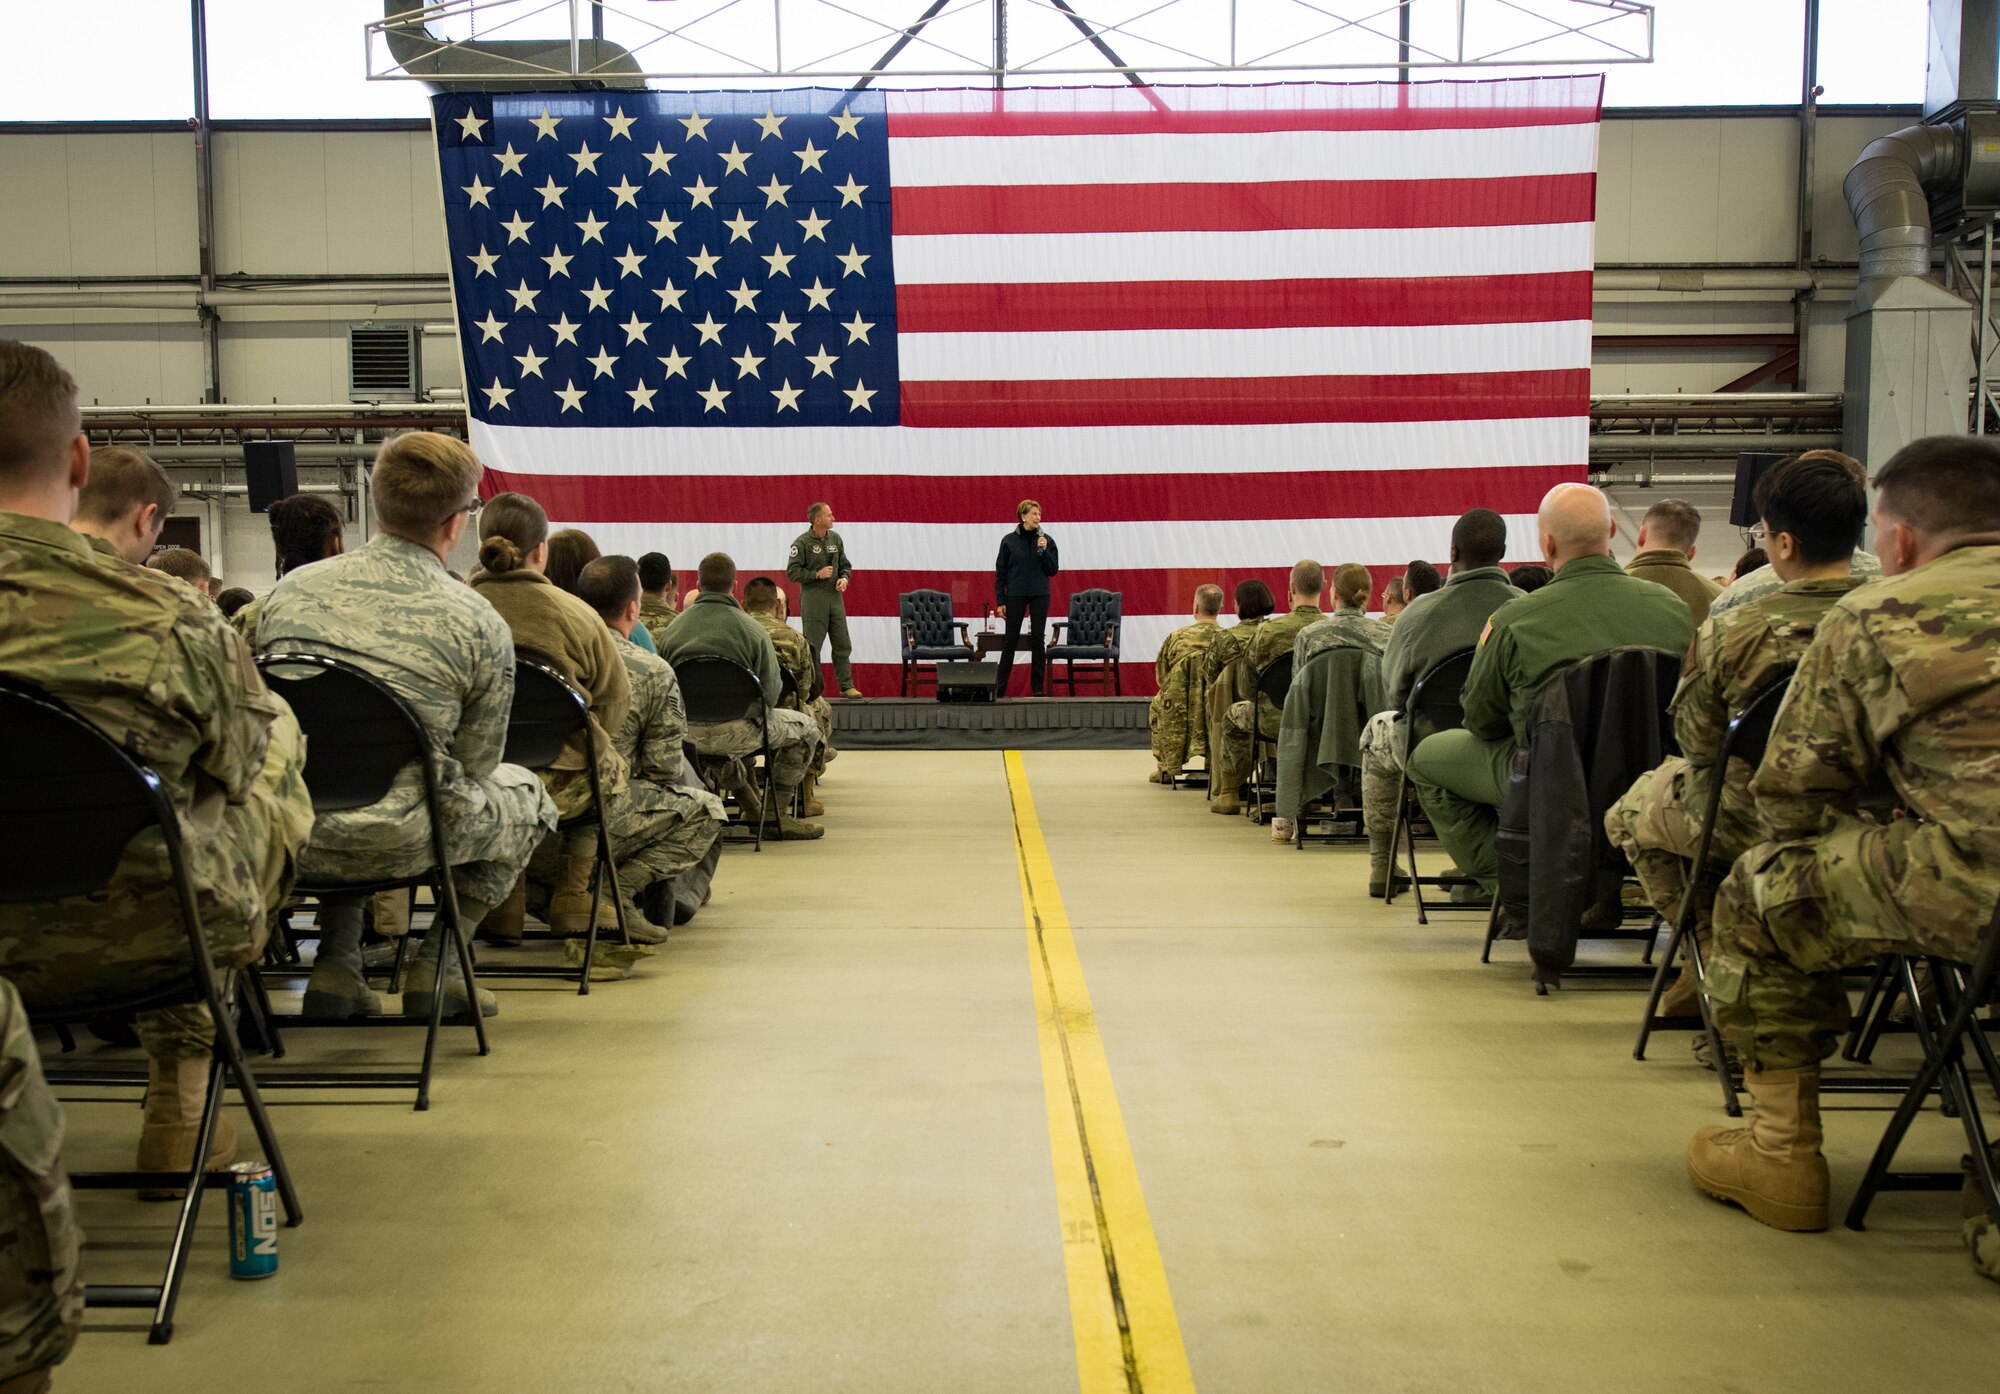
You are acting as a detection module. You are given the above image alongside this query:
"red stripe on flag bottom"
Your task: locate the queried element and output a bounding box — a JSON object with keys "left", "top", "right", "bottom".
{"left": 899, "top": 370, "right": 1590, "bottom": 429}
{"left": 480, "top": 465, "right": 1579, "bottom": 527}
{"left": 891, "top": 175, "right": 1597, "bottom": 235}
{"left": 883, "top": 105, "right": 1602, "bottom": 138}
{"left": 895, "top": 273, "right": 1593, "bottom": 334}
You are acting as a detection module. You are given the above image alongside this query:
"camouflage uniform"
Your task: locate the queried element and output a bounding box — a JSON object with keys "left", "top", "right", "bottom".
{"left": 1218, "top": 606, "right": 1322, "bottom": 797}
{"left": 1708, "top": 544, "right": 2000, "bottom": 1074}
{"left": 1201, "top": 617, "right": 1266, "bottom": 794}
{"left": 638, "top": 593, "right": 679, "bottom": 653}
{"left": 230, "top": 591, "right": 267, "bottom": 650}
{"left": 1605, "top": 575, "right": 1862, "bottom": 925}
{"left": 0, "top": 977, "right": 82, "bottom": 1389}
{"left": 1707, "top": 550, "right": 1880, "bottom": 619}
{"left": 751, "top": 610, "right": 836, "bottom": 778}
{"left": 1148, "top": 621, "right": 1223, "bottom": 777}
{"left": 607, "top": 632, "right": 726, "bottom": 888}
{"left": 0, "top": 512, "right": 312, "bottom": 1063}
{"left": 256, "top": 533, "right": 557, "bottom": 922}
{"left": 1293, "top": 607, "right": 1391, "bottom": 666}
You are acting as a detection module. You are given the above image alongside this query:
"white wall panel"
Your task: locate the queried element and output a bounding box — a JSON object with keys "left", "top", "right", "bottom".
{"left": 213, "top": 131, "right": 332, "bottom": 273}
{"left": 0, "top": 316, "right": 205, "bottom": 405}
{"left": 0, "top": 133, "right": 196, "bottom": 278}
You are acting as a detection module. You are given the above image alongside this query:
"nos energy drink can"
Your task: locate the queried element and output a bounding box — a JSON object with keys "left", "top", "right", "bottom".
{"left": 227, "top": 1162, "right": 279, "bottom": 1280}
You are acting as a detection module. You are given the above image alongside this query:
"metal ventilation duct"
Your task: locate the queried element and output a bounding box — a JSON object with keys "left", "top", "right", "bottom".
{"left": 381, "top": 1, "right": 645, "bottom": 91}
{"left": 1844, "top": 123, "right": 1964, "bottom": 283}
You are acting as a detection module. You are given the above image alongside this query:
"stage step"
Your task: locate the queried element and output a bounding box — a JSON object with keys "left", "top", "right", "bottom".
{"left": 832, "top": 697, "right": 1150, "bottom": 751}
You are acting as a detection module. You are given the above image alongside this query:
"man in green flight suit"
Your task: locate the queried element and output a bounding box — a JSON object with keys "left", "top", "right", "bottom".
{"left": 786, "top": 502, "right": 859, "bottom": 698}
{"left": 1407, "top": 483, "right": 1694, "bottom": 899}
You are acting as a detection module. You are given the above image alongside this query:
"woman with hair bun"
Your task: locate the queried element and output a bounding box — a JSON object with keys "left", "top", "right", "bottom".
{"left": 468, "top": 494, "right": 662, "bottom": 964}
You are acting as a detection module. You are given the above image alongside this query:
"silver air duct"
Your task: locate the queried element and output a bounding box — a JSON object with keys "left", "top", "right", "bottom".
{"left": 1845, "top": 123, "right": 1964, "bottom": 282}
{"left": 381, "top": 2, "right": 645, "bottom": 91}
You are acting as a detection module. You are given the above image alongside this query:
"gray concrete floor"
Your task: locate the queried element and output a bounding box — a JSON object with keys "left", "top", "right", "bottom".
{"left": 56, "top": 750, "right": 1996, "bottom": 1393}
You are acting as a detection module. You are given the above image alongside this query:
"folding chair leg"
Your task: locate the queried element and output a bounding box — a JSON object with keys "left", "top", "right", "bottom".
{"left": 1686, "top": 934, "right": 1742, "bottom": 1116}
{"left": 212, "top": 979, "right": 302, "bottom": 1228}
{"left": 1480, "top": 898, "right": 1500, "bottom": 964}
{"left": 1843, "top": 958, "right": 1897, "bottom": 1061}
{"left": 144, "top": 1053, "right": 227, "bottom": 1344}
{"left": 1853, "top": 966, "right": 1907, "bottom": 1067}
{"left": 239, "top": 968, "right": 285, "bottom": 1060}
{"left": 53, "top": 1024, "right": 76, "bottom": 1054}
{"left": 387, "top": 932, "right": 412, "bottom": 996}
{"left": 1634, "top": 917, "right": 1684, "bottom": 1061}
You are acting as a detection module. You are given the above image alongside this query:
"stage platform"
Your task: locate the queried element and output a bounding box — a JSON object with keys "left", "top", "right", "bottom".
{"left": 832, "top": 696, "right": 1150, "bottom": 751}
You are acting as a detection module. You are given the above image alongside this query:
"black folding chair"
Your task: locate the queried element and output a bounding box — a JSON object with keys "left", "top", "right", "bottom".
{"left": 257, "top": 653, "right": 492, "bottom": 1098}
{"left": 1631, "top": 669, "right": 1794, "bottom": 1118}
{"left": 478, "top": 654, "right": 629, "bottom": 994}
{"left": 0, "top": 675, "right": 301, "bottom": 1345}
{"left": 1386, "top": 649, "right": 1482, "bottom": 921}
{"left": 677, "top": 656, "right": 774, "bottom": 850}
{"left": 1246, "top": 652, "right": 1294, "bottom": 824}
{"left": 1846, "top": 898, "right": 2000, "bottom": 1233}
{"left": 1289, "top": 647, "right": 1376, "bottom": 848}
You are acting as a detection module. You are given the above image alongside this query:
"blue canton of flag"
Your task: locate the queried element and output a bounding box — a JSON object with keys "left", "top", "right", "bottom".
{"left": 434, "top": 90, "right": 899, "bottom": 428}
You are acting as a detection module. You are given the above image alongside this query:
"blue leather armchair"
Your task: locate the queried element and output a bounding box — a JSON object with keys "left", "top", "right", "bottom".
{"left": 898, "top": 589, "right": 975, "bottom": 695}
{"left": 1046, "top": 589, "right": 1123, "bottom": 694}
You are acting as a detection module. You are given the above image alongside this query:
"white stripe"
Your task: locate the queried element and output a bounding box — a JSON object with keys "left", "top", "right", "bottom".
{"left": 898, "top": 320, "right": 1591, "bottom": 382}
{"left": 888, "top": 223, "right": 1595, "bottom": 284}
{"left": 470, "top": 417, "right": 1586, "bottom": 478}
{"left": 564, "top": 516, "right": 1541, "bottom": 572}
{"left": 886, "top": 125, "right": 1600, "bottom": 186}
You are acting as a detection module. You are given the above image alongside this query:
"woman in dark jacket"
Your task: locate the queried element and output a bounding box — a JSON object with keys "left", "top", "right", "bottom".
{"left": 994, "top": 498, "right": 1060, "bottom": 696}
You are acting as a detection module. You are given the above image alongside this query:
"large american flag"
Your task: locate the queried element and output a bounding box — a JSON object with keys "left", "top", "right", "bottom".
{"left": 431, "top": 79, "right": 1600, "bottom": 695}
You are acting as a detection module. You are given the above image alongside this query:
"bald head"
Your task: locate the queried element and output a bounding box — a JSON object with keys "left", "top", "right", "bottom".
{"left": 1537, "top": 483, "right": 1615, "bottom": 569}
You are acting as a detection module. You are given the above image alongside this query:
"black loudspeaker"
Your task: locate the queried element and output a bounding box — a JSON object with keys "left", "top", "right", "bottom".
{"left": 1730, "top": 451, "right": 1788, "bottom": 528}
{"left": 936, "top": 662, "right": 998, "bottom": 703}
{"left": 244, "top": 440, "right": 298, "bottom": 514}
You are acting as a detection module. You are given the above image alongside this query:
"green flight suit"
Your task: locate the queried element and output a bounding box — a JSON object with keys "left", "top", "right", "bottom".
{"left": 786, "top": 527, "right": 854, "bottom": 691}
{"left": 1407, "top": 554, "right": 1695, "bottom": 894}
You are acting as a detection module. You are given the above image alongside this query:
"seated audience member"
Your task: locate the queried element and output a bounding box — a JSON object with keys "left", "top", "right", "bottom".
{"left": 637, "top": 551, "right": 680, "bottom": 648}
{"left": 1687, "top": 437, "right": 2000, "bottom": 1264}
{"left": 1709, "top": 450, "right": 1881, "bottom": 618}
{"left": 1626, "top": 498, "right": 1722, "bottom": 624}
{"left": 1606, "top": 456, "right": 1867, "bottom": 1020}
{"left": 575, "top": 557, "right": 728, "bottom": 927}
{"left": 1358, "top": 510, "right": 1522, "bottom": 896}
{"left": 1731, "top": 545, "right": 1768, "bottom": 584}
{"left": 215, "top": 586, "right": 255, "bottom": 618}
{"left": 1148, "top": 583, "right": 1226, "bottom": 783}
{"left": 1201, "top": 579, "right": 1278, "bottom": 810}
{"left": 1275, "top": 562, "right": 1392, "bottom": 840}
{"left": 1508, "top": 563, "right": 1552, "bottom": 593}
{"left": 1213, "top": 562, "right": 1326, "bottom": 817}
{"left": 258, "top": 432, "right": 558, "bottom": 1021}
{"left": 0, "top": 973, "right": 84, "bottom": 1390}
{"left": 146, "top": 544, "right": 211, "bottom": 594}
{"left": 468, "top": 496, "right": 663, "bottom": 967}
{"left": 543, "top": 526, "right": 599, "bottom": 594}
{"left": 1405, "top": 559, "right": 1443, "bottom": 601}
{"left": 742, "top": 576, "right": 837, "bottom": 816}
{"left": 658, "top": 552, "right": 825, "bottom": 840}
{"left": 1407, "top": 484, "right": 1694, "bottom": 901}
{"left": 0, "top": 340, "right": 312, "bottom": 1183}
{"left": 233, "top": 492, "right": 346, "bottom": 647}
{"left": 71, "top": 444, "right": 175, "bottom": 564}
{"left": 1380, "top": 576, "right": 1410, "bottom": 625}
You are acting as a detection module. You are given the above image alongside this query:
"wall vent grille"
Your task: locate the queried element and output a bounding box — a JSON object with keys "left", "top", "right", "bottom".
{"left": 348, "top": 324, "right": 418, "bottom": 401}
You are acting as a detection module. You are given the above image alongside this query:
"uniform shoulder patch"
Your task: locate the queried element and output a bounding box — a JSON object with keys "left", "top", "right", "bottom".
{"left": 788, "top": 544, "right": 799, "bottom": 557}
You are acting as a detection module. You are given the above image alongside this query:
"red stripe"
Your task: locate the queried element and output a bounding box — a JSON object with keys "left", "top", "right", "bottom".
{"left": 892, "top": 174, "right": 1596, "bottom": 235}
{"left": 483, "top": 465, "right": 1575, "bottom": 527}
{"left": 900, "top": 370, "right": 1588, "bottom": 428}
{"left": 895, "top": 273, "right": 1592, "bottom": 334}
{"left": 883, "top": 101, "right": 1601, "bottom": 138}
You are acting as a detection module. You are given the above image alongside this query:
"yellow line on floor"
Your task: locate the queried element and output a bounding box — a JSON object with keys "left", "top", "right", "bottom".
{"left": 1004, "top": 750, "right": 1196, "bottom": 1394}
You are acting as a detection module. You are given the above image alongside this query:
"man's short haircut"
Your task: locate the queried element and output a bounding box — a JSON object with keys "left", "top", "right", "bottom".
{"left": 1193, "top": 583, "right": 1223, "bottom": 617}
{"left": 147, "top": 545, "right": 211, "bottom": 587}
{"left": 372, "top": 431, "right": 481, "bottom": 535}
{"left": 1017, "top": 497, "right": 1040, "bottom": 520}
{"left": 1641, "top": 498, "right": 1703, "bottom": 551}
{"left": 637, "top": 551, "right": 674, "bottom": 592}
{"left": 544, "top": 528, "right": 600, "bottom": 595}
{"left": 1874, "top": 434, "right": 2000, "bottom": 537}
{"left": 1233, "top": 578, "right": 1276, "bottom": 620}
{"left": 1288, "top": 559, "right": 1324, "bottom": 599}
{"left": 1382, "top": 576, "right": 1409, "bottom": 606}
{"left": 1404, "top": 559, "right": 1443, "bottom": 597}
{"left": 78, "top": 446, "right": 177, "bottom": 525}
{"left": 1450, "top": 507, "right": 1509, "bottom": 569}
{"left": 1331, "top": 562, "right": 1371, "bottom": 609}
{"left": 807, "top": 502, "right": 830, "bottom": 524}
{"left": 1509, "top": 562, "right": 1553, "bottom": 593}
{"left": 743, "top": 575, "right": 780, "bottom": 610}
{"left": 1733, "top": 545, "right": 1768, "bottom": 578}
{"left": 0, "top": 341, "right": 81, "bottom": 484}
{"left": 697, "top": 552, "right": 736, "bottom": 593}
{"left": 576, "top": 554, "right": 641, "bottom": 620}
{"left": 267, "top": 492, "right": 345, "bottom": 576}
{"left": 1752, "top": 454, "right": 1868, "bottom": 566}
{"left": 215, "top": 586, "right": 256, "bottom": 617}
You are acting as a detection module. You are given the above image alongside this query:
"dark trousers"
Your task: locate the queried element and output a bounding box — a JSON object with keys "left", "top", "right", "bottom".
{"left": 995, "top": 593, "right": 1050, "bottom": 696}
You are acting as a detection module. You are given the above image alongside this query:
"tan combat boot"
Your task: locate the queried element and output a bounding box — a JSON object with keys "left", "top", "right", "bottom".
{"left": 548, "top": 833, "right": 618, "bottom": 936}
{"left": 769, "top": 786, "right": 824, "bottom": 840}
{"left": 476, "top": 874, "right": 527, "bottom": 946}
{"left": 1657, "top": 942, "right": 1706, "bottom": 1019}
{"left": 136, "top": 1057, "right": 236, "bottom": 1199}
{"left": 1686, "top": 1065, "right": 1830, "bottom": 1231}
{"left": 799, "top": 774, "right": 824, "bottom": 818}
{"left": 1210, "top": 790, "right": 1243, "bottom": 815}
